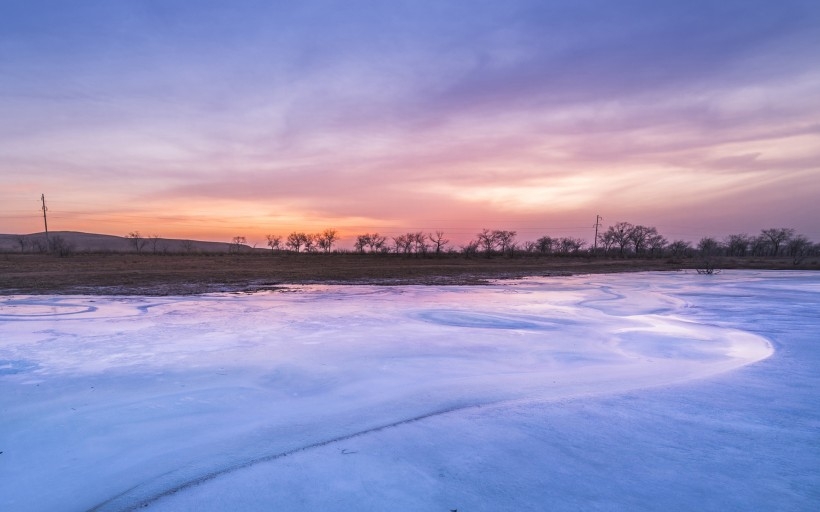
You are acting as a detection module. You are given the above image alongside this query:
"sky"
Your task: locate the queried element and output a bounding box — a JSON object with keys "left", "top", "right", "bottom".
{"left": 1, "top": 0, "right": 819, "bottom": 247}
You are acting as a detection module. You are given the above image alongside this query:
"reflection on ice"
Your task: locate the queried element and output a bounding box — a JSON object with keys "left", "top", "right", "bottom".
{"left": 1, "top": 271, "right": 814, "bottom": 512}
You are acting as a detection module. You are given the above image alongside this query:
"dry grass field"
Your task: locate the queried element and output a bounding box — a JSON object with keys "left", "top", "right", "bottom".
{"left": 1, "top": 252, "right": 817, "bottom": 295}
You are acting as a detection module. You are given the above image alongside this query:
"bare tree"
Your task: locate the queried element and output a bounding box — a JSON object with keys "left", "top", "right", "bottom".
{"left": 696, "top": 237, "right": 722, "bottom": 275}
{"left": 411, "top": 232, "right": 428, "bottom": 256}
{"left": 750, "top": 235, "right": 770, "bottom": 257}
{"left": 15, "top": 235, "right": 28, "bottom": 253}
{"left": 392, "top": 234, "right": 407, "bottom": 254}
{"left": 724, "top": 234, "right": 751, "bottom": 257}
{"left": 697, "top": 237, "right": 721, "bottom": 256}
{"left": 49, "top": 235, "right": 73, "bottom": 258}
{"left": 668, "top": 240, "right": 692, "bottom": 258}
{"left": 32, "top": 238, "right": 48, "bottom": 253}
{"left": 536, "top": 236, "right": 554, "bottom": 255}
{"left": 353, "top": 233, "right": 385, "bottom": 253}
{"left": 181, "top": 240, "right": 196, "bottom": 254}
{"left": 603, "top": 222, "right": 634, "bottom": 257}
{"left": 787, "top": 234, "right": 811, "bottom": 264}
{"left": 476, "top": 229, "right": 498, "bottom": 256}
{"left": 316, "top": 229, "right": 338, "bottom": 253}
{"left": 266, "top": 234, "right": 282, "bottom": 252}
{"left": 493, "top": 230, "right": 517, "bottom": 257}
{"left": 429, "top": 231, "right": 449, "bottom": 256}
{"left": 400, "top": 233, "right": 414, "bottom": 254}
{"left": 230, "top": 236, "right": 247, "bottom": 253}
{"left": 460, "top": 240, "right": 479, "bottom": 258}
{"left": 355, "top": 234, "right": 368, "bottom": 253}
{"left": 286, "top": 232, "right": 306, "bottom": 252}
{"left": 760, "top": 228, "right": 794, "bottom": 256}
{"left": 647, "top": 232, "right": 668, "bottom": 257}
{"left": 367, "top": 233, "right": 387, "bottom": 253}
{"left": 126, "top": 231, "right": 148, "bottom": 253}
{"left": 628, "top": 225, "right": 658, "bottom": 255}
{"left": 597, "top": 231, "right": 614, "bottom": 255}
{"left": 569, "top": 237, "right": 586, "bottom": 254}
{"left": 149, "top": 234, "right": 161, "bottom": 254}
{"left": 557, "top": 237, "right": 585, "bottom": 255}
{"left": 302, "top": 234, "right": 317, "bottom": 253}
{"left": 180, "top": 240, "right": 195, "bottom": 254}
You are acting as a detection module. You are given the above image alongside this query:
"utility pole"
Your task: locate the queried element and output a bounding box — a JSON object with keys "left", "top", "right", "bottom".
{"left": 593, "top": 214, "right": 602, "bottom": 252}
{"left": 41, "top": 193, "right": 49, "bottom": 246}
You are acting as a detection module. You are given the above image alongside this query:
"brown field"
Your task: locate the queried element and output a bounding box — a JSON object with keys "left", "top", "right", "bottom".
{"left": 1, "top": 252, "right": 817, "bottom": 295}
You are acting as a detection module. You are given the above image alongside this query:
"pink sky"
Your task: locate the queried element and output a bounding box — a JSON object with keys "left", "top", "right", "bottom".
{"left": 2, "top": 1, "right": 819, "bottom": 247}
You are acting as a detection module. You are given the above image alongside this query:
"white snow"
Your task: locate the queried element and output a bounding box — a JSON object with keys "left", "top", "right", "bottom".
{"left": 0, "top": 271, "right": 817, "bottom": 511}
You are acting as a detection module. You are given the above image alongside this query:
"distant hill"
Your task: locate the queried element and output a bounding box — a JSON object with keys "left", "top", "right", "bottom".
{"left": 0, "top": 231, "right": 248, "bottom": 253}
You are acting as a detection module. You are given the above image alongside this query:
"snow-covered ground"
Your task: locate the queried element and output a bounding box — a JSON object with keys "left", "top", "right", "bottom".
{"left": 1, "top": 271, "right": 818, "bottom": 511}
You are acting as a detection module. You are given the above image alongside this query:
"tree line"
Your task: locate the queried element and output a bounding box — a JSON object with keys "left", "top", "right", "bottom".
{"left": 9, "top": 223, "right": 818, "bottom": 264}
{"left": 254, "top": 223, "right": 817, "bottom": 264}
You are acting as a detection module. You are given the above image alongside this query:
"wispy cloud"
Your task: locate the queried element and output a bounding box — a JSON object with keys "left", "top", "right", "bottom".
{"left": 1, "top": 0, "right": 819, "bottom": 241}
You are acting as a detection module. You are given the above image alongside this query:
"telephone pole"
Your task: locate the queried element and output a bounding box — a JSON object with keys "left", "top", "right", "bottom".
{"left": 41, "top": 193, "right": 49, "bottom": 246}
{"left": 593, "top": 214, "right": 602, "bottom": 252}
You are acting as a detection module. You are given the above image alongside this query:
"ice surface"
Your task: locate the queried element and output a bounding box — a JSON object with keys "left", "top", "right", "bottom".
{"left": 0, "top": 271, "right": 817, "bottom": 511}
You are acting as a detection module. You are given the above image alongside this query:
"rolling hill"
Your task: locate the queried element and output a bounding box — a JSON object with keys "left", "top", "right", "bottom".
{"left": 0, "top": 231, "right": 243, "bottom": 253}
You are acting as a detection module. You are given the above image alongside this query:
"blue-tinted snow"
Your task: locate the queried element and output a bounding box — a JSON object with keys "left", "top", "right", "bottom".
{"left": 0, "top": 271, "right": 817, "bottom": 511}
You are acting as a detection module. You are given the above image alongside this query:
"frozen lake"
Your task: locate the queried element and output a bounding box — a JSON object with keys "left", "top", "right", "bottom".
{"left": 1, "top": 271, "right": 818, "bottom": 511}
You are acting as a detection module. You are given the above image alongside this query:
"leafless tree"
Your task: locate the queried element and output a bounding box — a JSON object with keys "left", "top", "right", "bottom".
{"left": 597, "top": 231, "right": 615, "bottom": 255}
{"left": 266, "top": 234, "right": 282, "bottom": 251}
{"left": 787, "top": 234, "right": 811, "bottom": 264}
{"left": 32, "top": 238, "right": 48, "bottom": 253}
{"left": 230, "top": 236, "right": 247, "bottom": 253}
{"left": 460, "top": 240, "right": 479, "bottom": 258}
{"left": 368, "top": 233, "right": 387, "bottom": 253}
{"left": 522, "top": 241, "right": 537, "bottom": 253}
{"left": 49, "top": 235, "right": 73, "bottom": 258}
{"left": 697, "top": 237, "right": 721, "bottom": 256}
{"left": 302, "top": 234, "right": 317, "bottom": 253}
{"left": 316, "top": 229, "right": 338, "bottom": 253}
{"left": 287, "top": 232, "right": 307, "bottom": 252}
{"left": 602, "top": 222, "right": 634, "bottom": 257}
{"left": 760, "top": 228, "right": 794, "bottom": 256}
{"left": 536, "top": 236, "right": 554, "bottom": 255}
{"left": 126, "top": 231, "right": 148, "bottom": 253}
{"left": 558, "top": 237, "right": 585, "bottom": 255}
{"left": 400, "top": 233, "right": 414, "bottom": 254}
{"left": 696, "top": 237, "right": 722, "bottom": 274}
{"left": 493, "top": 230, "right": 517, "bottom": 257}
{"left": 476, "top": 229, "right": 497, "bottom": 256}
{"left": 724, "top": 234, "right": 751, "bottom": 257}
{"left": 353, "top": 233, "right": 386, "bottom": 253}
{"left": 355, "top": 234, "right": 368, "bottom": 253}
{"left": 750, "top": 235, "right": 771, "bottom": 257}
{"left": 180, "top": 240, "right": 195, "bottom": 253}
{"left": 429, "top": 231, "right": 449, "bottom": 256}
{"left": 389, "top": 233, "right": 413, "bottom": 254}
{"left": 15, "top": 235, "right": 28, "bottom": 253}
{"left": 392, "top": 234, "right": 407, "bottom": 254}
{"left": 149, "top": 234, "right": 161, "bottom": 254}
{"left": 668, "top": 240, "right": 692, "bottom": 258}
{"left": 628, "top": 225, "right": 658, "bottom": 255}
{"left": 410, "top": 232, "right": 428, "bottom": 256}
{"left": 646, "top": 232, "right": 668, "bottom": 257}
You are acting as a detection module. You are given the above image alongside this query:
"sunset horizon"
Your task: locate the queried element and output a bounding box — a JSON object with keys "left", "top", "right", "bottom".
{"left": 2, "top": 1, "right": 819, "bottom": 246}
